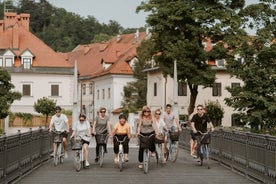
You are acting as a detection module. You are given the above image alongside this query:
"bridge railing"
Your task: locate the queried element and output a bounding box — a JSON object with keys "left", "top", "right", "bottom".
{"left": 179, "top": 128, "right": 276, "bottom": 184}
{"left": 0, "top": 128, "right": 52, "bottom": 184}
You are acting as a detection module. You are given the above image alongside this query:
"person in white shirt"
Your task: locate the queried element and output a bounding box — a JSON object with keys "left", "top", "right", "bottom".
{"left": 70, "top": 114, "right": 91, "bottom": 167}
{"left": 49, "top": 106, "right": 70, "bottom": 158}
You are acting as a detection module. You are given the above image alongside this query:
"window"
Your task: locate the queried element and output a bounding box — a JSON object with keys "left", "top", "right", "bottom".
{"left": 231, "top": 83, "right": 240, "bottom": 89}
{"left": 215, "top": 59, "right": 225, "bottom": 67}
{"left": 97, "top": 90, "right": 99, "bottom": 99}
{"left": 154, "top": 82, "right": 157, "bottom": 96}
{"left": 82, "top": 84, "right": 86, "bottom": 95}
{"left": 102, "top": 89, "right": 105, "bottom": 99}
{"left": 22, "top": 84, "right": 31, "bottom": 96}
{"left": 0, "top": 58, "right": 3, "bottom": 67}
{"left": 178, "top": 81, "right": 187, "bottom": 96}
{"left": 23, "top": 58, "right": 31, "bottom": 69}
{"left": 108, "top": 88, "right": 111, "bottom": 99}
{"left": 212, "top": 83, "right": 221, "bottom": 96}
{"left": 5, "top": 58, "right": 13, "bottom": 67}
{"left": 89, "top": 83, "right": 93, "bottom": 94}
{"left": 51, "top": 84, "right": 59, "bottom": 96}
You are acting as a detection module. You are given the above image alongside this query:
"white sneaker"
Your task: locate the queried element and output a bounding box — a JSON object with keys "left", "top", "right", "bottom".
{"left": 64, "top": 152, "right": 68, "bottom": 158}
{"left": 85, "top": 161, "right": 90, "bottom": 167}
{"left": 50, "top": 152, "right": 54, "bottom": 157}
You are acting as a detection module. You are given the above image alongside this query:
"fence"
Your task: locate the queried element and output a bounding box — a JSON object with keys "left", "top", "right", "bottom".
{"left": 179, "top": 128, "right": 276, "bottom": 184}
{"left": 0, "top": 128, "right": 53, "bottom": 184}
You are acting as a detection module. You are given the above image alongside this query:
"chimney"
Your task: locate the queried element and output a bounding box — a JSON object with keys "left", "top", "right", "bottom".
{"left": 12, "top": 23, "right": 19, "bottom": 49}
{"left": 4, "top": 12, "right": 17, "bottom": 30}
{"left": 19, "top": 13, "right": 30, "bottom": 31}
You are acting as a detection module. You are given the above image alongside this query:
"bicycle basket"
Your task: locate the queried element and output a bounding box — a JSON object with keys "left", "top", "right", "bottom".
{"left": 71, "top": 139, "right": 82, "bottom": 150}
{"left": 170, "top": 131, "right": 179, "bottom": 141}
{"left": 95, "top": 134, "right": 107, "bottom": 144}
{"left": 155, "top": 134, "right": 164, "bottom": 144}
{"left": 201, "top": 133, "right": 211, "bottom": 144}
{"left": 53, "top": 134, "right": 63, "bottom": 143}
{"left": 139, "top": 135, "right": 154, "bottom": 149}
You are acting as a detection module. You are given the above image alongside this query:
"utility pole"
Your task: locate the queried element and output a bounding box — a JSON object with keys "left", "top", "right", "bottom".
{"left": 72, "top": 60, "right": 79, "bottom": 126}
{"left": 173, "top": 60, "right": 179, "bottom": 119}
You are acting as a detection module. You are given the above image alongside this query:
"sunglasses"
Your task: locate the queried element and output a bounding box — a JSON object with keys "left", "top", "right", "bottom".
{"left": 79, "top": 119, "right": 85, "bottom": 122}
{"left": 56, "top": 111, "right": 61, "bottom": 113}
{"left": 143, "top": 110, "right": 150, "bottom": 113}
{"left": 100, "top": 111, "right": 106, "bottom": 113}
{"left": 155, "top": 113, "right": 161, "bottom": 115}
{"left": 197, "top": 108, "right": 203, "bottom": 111}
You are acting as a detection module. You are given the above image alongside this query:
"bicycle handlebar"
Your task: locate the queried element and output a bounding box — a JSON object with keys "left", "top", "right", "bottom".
{"left": 138, "top": 133, "right": 155, "bottom": 138}
{"left": 197, "top": 131, "right": 211, "bottom": 135}
{"left": 113, "top": 135, "right": 128, "bottom": 143}
{"left": 51, "top": 129, "right": 66, "bottom": 134}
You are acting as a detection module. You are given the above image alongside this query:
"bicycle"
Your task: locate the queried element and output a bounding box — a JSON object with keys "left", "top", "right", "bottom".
{"left": 95, "top": 132, "right": 108, "bottom": 167}
{"left": 71, "top": 138, "right": 85, "bottom": 172}
{"left": 197, "top": 131, "right": 211, "bottom": 169}
{"left": 166, "top": 130, "right": 179, "bottom": 162}
{"left": 155, "top": 136, "right": 166, "bottom": 167}
{"left": 51, "top": 130, "right": 65, "bottom": 166}
{"left": 113, "top": 135, "right": 128, "bottom": 172}
{"left": 138, "top": 133, "right": 155, "bottom": 174}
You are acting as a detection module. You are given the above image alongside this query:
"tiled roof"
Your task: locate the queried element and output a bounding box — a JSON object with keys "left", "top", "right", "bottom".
{"left": 67, "top": 32, "right": 148, "bottom": 78}
{"left": 0, "top": 12, "right": 73, "bottom": 69}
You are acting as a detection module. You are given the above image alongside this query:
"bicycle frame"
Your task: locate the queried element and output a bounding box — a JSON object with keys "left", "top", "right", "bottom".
{"left": 197, "top": 131, "right": 211, "bottom": 169}
{"left": 167, "top": 131, "right": 179, "bottom": 162}
{"left": 72, "top": 138, "right": 84, "bottom": 172}
{"left": 97, "top": 133, "right": 108, "bottom": 167}
{"left": 51, "top": 130, "right": 65, "bottom": 166}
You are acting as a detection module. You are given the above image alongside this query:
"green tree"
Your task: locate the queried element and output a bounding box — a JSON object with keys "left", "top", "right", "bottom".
{"left": 92, "top": 33, "right": 112, "bottom": 43}
{"left": 204, "top": 101, "right": 224, "bottom": 127}
{"left": 0, "top": 68, "right": 21, "bottom": 119}
{"left": 34, "top": 97, "right": 56, "bottom": 127}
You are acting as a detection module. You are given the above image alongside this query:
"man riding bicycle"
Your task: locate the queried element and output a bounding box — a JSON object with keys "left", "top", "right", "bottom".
{"left": 49, "top": 106, "right": 70, "bottom": 158}
{"left": 190, "top": 105, "right": 214, "bottom": 163}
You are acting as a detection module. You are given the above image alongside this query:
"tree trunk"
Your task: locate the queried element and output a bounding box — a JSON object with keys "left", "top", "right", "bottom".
{"left": 188, "top": 84, "right": 198, "bottom": 117}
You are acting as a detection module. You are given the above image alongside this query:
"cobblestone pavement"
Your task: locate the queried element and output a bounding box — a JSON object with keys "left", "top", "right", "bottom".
{"left": 17, "top": 138, "right": 255, "bottom": 184}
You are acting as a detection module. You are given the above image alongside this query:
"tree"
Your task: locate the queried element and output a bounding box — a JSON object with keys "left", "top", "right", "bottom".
{"left": 0, "top": 68, "right": 21, "bottom": 119}
{"left": 34, "top": 97, "right": 56, "bottom": 127}
{"left": 204, "top": 100, "right": 224, "bottom": 127}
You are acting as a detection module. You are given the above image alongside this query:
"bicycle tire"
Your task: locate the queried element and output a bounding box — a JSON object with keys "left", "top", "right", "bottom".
{"left": 155, "top": 144, "right": 161, "bottom": 164}
{"left": 54, "top": 143, "right": 60, "bottom": 166}
{"left": 118, "top": 152, "right": 123, "bottom": 172}
{"left": 170, "top": 141, "right": 179, "bottom": 162}
{"left": 58, "top": 144, "right": 64, "bottom": 164}
{"left": 99, "top": 145, "right": 104, "bottom": 167}
{"left": 74, "top": 151, "right": 81, "bottom": 172}
{"left": 143, "top": 149, "right": 149, "bottom": 174}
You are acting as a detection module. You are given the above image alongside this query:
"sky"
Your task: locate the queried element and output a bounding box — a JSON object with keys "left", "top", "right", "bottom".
{"left": 47, "top": 0, "right": 149, "bottom": 28}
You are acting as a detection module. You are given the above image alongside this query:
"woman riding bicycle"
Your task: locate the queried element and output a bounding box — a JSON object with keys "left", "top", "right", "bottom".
{"left": 111, "top": 114, "right": 131, "bottom": 163}
{"left": 136, "top": 106, "right": 157, "bottom": 169}
{"left": 153, "top": 108, "right": 168, "bottom": 164}
{"left": 92, "top": 107, "right": 111, "bottom": 163}
{"left": 70, "top": 114, "right": 91, "bottom": 167}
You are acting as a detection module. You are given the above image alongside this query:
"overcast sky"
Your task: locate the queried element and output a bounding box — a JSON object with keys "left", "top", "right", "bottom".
{"left": 47, "top": 0, "right": 148, "bottom": 28}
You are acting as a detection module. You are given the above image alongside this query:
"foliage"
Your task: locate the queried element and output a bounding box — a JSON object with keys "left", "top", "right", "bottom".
{"left": 92, "top": 33, "right": 113, "bottom": 43}
{"left": 34, "top": 97, "right": 56, "bottom": 126}
{"left": 225, "top": 43, "right": 276, "bottom": 131}
{"left": 204, "top": 101, "right": 224, "bottom": 127}
{"left": 15, "top": 112, "right": 33, "bottom": 125}
{"left": 0, "top": 68, "right": 22, "bottom": 119}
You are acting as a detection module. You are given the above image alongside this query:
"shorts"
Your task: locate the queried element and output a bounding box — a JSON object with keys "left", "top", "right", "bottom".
{"left": 190, "top": 130, "right": 196, "bottom": 141}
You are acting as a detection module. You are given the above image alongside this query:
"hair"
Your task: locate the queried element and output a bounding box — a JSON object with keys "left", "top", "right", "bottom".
{"left": 99, "top": 107, "right": 106, "bottom": 112}
{"left": 79, "top": 114, "right": 86, "bottom": 119}
{"left": 119, "top": 114, "right": 127, "bottom": 120}
{"left": 155, "top": 108, "right": 161, "bottom": 115}
{"left": 197, "top": 104, "right": 204, "bottom": 109}
{"left": 166, "top": 104, "right": 172, "bottom": 108}
{"left": 140, "top": 105, "right": 152, "bottom": 119}
{"left": 55, "top": 106, "right": 61, "bottom": 111}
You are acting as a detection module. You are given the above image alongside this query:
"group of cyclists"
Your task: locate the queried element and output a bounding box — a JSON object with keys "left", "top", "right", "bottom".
{"left": 49, "top": 103, "right": 214, "bottom": 169}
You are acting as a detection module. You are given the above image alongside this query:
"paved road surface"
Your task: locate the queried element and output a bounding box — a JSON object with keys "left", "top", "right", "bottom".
{"left": 17, "top": 140, "right": 255, "bottom": 184}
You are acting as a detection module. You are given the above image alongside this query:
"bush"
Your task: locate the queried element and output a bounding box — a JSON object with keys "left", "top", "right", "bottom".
{"left": 205, "top": 100, "right": 224, "bottom": 127}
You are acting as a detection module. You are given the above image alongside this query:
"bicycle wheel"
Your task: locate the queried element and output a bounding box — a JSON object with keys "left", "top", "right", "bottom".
{"left": 74, "top": 151, "right": 81, "bottom": 172}
{"left": 54, "top": 143, "right": 59, "bottom": 166}
{"left": 170, "top": 141, "right": 179, "bottom": 162}
{"left": 118, "top": 152, "right": 124, "bottom": 172}
{"left": 155, "top": 144, "right": 161, "bottom": 165}
{"left": 204, "top": 144, "right": 210, "bottom": 169}
{"left": 143, "top": 149, "right": 149, "bottom": 174}
{"left": 58, "top": 144, "right": 64, "bottom": 164}
{"left": 99, "top": 145, "right": 104, "bottom": 167}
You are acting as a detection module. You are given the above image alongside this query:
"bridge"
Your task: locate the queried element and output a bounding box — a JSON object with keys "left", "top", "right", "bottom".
{"left": 0, "top": 128, "right": 275, "bottom": 184}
